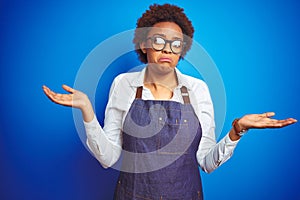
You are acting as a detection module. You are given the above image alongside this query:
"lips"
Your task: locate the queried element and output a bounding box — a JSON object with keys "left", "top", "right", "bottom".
{"left": 158, "top": 57, "right": 172, "bottom": 63}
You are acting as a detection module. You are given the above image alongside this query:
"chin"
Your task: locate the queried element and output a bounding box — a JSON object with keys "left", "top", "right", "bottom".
{"left": 156, "top": 64, "right": 176, "bottom": 75}
{"left": 162, "top": 64, "right": 175, "bottom": 69}
{"left": 148, "top": 62, "right": 176, "bottom": 72}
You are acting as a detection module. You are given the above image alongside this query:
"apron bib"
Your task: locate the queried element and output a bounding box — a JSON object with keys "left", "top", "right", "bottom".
{"left": 114, "top": 86, "right": 203, "bottom": 200}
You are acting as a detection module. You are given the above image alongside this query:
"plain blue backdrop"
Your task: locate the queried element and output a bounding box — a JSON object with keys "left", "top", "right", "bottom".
{"left": 1, "top": 0, "right": 300, "bottom": 199}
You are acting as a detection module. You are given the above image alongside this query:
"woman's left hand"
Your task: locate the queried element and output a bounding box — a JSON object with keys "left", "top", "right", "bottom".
{"left": 238, "top": 112, "right": 297, "bottom": 131}
{"left": 229, "top": 112, "right": 297, "bottom": 141}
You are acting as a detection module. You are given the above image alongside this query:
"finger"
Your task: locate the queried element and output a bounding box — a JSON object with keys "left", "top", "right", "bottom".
{"left": 53, "top": 99, "right": 73, "bottom": 107}
{"left": 49, "top": 94, "right": 73, "bottom": 106}
{"left": 44, "top": 90, "right": 60, "bottom": 104}
{"left": 267, "top": 118, "right": 297, "bottom": 124}
{"left": 43, "top": 89, "right": 55, "bottom": 102}
{"left": 42, "top": 85, "right": 50, "bottom": 94}
{"left": 42, "top": 85, "right": 57, "bottom": 96}
{"left": 264, "top": 118, "right": 297, "bottom": 128}
{"left": 264, "top": 112, "right": 275, "bottom": 118}
{"left": 280, "top": 118, "right": 298, "bottom": 125}
{"left": 45, "top": 88, "right": 59, "bottom": 99}
{"left": 288, "top": 118, "right": 297, "bottom": 123}
{"left": 62, "top": 84, "right": 75, "bottom": 93}
{"left": 42, "top": 86, "right": 72, "bottom": 105}
{"left": 44, "top": 86, "right": 66, "bottom": 99}
{"left": 42, "top": 85, "right": 55, "bottom": 99}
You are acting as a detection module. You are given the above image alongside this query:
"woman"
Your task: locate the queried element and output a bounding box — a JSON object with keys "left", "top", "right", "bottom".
{"left": 43, "top": 4, "right": 296, "bottom": 200}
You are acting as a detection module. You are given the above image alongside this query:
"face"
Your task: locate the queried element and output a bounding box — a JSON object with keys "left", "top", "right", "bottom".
{"left": 140, "top": 22, "right": 184, "bottom": 73}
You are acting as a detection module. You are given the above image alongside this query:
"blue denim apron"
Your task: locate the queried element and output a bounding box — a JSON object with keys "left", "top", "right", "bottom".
{"left": 114, "top": 86, "right": 203, "bottom": 200}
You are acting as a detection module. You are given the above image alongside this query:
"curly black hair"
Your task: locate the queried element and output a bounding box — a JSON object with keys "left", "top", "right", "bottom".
{"left": 133, "top": 3, "right": 195, "bottom": 63}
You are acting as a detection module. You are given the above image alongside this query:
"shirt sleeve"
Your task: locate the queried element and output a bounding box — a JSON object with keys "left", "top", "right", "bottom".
{"left": 84, "top": 75, "right": 125, "bottom": 168}
{"left": 195, "top": 81, "right": 240, "bottom": 173}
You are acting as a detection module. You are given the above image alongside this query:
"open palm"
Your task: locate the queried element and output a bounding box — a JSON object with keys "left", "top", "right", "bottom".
{"left": 42, "top": 85, "right": 89, "bottom": 110}
{"left": 238, "top": 112, "right": 297, "bottom": 130}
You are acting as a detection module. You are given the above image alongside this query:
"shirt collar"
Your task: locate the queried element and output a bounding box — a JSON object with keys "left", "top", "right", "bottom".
{"left": 130, "top": 66, "right": 192, "bottom": 90}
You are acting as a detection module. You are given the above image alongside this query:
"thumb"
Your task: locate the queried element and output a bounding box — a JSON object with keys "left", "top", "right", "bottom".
{"left": 265, "top": 112, "right": 275, "bottom": 118}
{"left": 62, "top": 84, "right": 75, "bottom": 93}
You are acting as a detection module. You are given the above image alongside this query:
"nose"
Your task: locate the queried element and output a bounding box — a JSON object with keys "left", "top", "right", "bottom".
{"left": 162, "top": 42, "right": 172, "bottom": 54}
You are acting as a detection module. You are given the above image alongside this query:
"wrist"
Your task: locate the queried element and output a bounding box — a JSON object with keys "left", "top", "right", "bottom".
{"left": 80, "top": 100, "right": 92, "bottom": 113}
{"left": 232, "top": 118, "right": 248, "bottom": 137}
{"left": 80, "top": 101, "right": 95, "bottom": 123}
{"left": 79, "top": 94, "right": 91, "bottom": 110}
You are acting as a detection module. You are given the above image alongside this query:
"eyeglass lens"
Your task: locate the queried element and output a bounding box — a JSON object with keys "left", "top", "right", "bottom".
{"left": 150, "top": 36, "right": 183, "bottom": 54}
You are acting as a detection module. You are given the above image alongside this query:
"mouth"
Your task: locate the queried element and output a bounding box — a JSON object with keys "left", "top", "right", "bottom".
{"left": 158, "top": 57, "right": 172, "bottom": 63}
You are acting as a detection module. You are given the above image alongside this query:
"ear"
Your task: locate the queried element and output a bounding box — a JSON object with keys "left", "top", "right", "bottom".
{"left": 139, "top": 42, "right": 147, "bottom": 54}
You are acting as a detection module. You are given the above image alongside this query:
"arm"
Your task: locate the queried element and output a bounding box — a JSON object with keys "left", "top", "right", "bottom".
{"left": 42, "top": 84, "right": 94, "bottom": 122}
{"left": 195, "top": 82, "right": 237, "bottom": 173}
{"left": 229, "top": 112, "right": 297, "bottom": 141}
{"left": 42, "top": 83, "right": 123, "bottom": 168}
{"left": 195, "top": 83, "right": 297, "bottom": 173}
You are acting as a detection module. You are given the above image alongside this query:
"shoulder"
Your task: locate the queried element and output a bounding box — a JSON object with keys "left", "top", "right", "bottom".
{"left": 112, "top": 71, "right": 140, "bottom": 85}
{"left": 180, "top": 73, "right": 210, "bottom": 93}
{"left": 109, "top": 71, "right": 141, "bottom": 98}
{"left": 110, "top": 70, "right": 142, "bottom": 91}
{"left": 178, "top": 72, "right": 213, "bottom": 107}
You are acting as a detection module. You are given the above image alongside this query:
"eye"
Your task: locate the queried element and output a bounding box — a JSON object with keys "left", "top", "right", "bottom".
{"left": 153, "top": 37, "right": 165, "bottom": 45}
{"left": 172, "top": 40, "right": 182, "bottom": 48}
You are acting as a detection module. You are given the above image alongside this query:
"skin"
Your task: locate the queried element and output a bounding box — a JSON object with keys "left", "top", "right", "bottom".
{"left": 43, "top": 21, "right": 297, "bottom": 141}
{"left": 140, "top": 22, "right": 182, "bottom": 100}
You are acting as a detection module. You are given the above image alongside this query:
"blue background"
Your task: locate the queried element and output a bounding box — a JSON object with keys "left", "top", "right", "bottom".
{"left": 1, "top": 0, "right": 299, "bottom": 199}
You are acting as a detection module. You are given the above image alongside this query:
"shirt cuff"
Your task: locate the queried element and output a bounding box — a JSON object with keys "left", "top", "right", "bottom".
{"left": 83, "top": 114, "right": 101, "bottom": 138}
{"left": 224, "top": 132, "right": 240, "bottom": 145}
{"left": 83, "top": 114, "right": 98, "bottom": 127}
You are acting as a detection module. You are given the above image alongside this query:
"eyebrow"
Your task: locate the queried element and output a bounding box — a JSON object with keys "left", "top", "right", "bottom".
{"left": 152, "top": 33, "right": 183, "bottom": 40}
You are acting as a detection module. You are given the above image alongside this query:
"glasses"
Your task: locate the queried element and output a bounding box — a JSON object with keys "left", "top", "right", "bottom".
{"left": 146, "top": 36, "right": 185, "bottom": 54}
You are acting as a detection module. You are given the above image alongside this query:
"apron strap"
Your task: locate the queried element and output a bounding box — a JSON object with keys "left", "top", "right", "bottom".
{"left": 135, "top": 86, "right": 191, "bottom": 104}
{"left": 135, "top": 86, "right": 143, "bottom": 99}
{"left": 180, "top": 86, "right": 191, "bottom": 104}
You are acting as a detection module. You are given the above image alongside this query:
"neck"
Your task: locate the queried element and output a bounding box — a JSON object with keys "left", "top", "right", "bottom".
{"left": 144, "top": 65, "right": 178, "bottom": 90}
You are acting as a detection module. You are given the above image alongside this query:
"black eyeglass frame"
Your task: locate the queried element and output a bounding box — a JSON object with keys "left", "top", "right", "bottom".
{"left": 146, "top": 36, "right": 185, "bottom": 54}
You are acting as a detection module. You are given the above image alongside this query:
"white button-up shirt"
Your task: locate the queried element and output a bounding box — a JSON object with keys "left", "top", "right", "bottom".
{"left": 84, "top": 67, "right": 239, "bottom": 173}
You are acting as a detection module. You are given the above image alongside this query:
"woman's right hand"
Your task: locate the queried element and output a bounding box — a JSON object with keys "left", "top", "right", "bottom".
{"left": 42, "top": 84, "right": 95, "bottom": 122}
